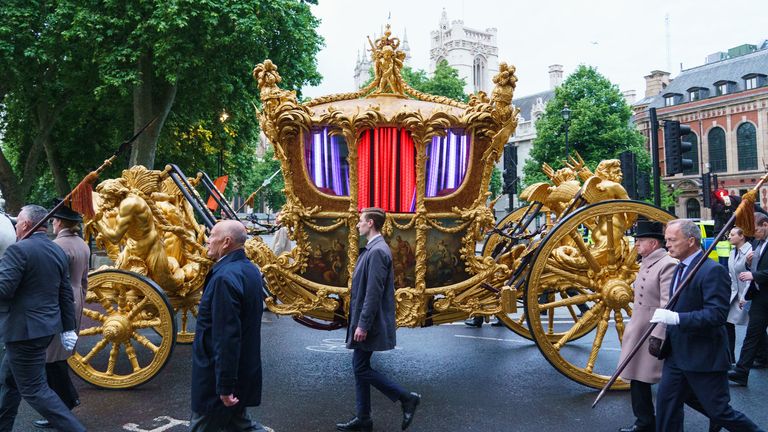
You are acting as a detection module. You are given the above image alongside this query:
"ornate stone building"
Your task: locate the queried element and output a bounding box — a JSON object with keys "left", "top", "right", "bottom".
{"left": 429, "top": 9, "right": 499, "bottom": 95}
{"left": 633, "top": 42, "right": 768, "bottom": 218}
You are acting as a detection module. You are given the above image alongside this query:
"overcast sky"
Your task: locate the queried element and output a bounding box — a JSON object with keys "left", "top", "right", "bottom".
{"left": 302, "top": 0, "right": 768, "bottom": 100}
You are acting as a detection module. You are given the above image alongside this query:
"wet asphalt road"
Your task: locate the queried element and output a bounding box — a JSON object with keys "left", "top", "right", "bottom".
{"left": 5, "top": 315, "right": 768, "bottom": 432}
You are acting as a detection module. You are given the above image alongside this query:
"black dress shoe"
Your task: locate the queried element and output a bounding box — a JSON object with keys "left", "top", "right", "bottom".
{"left": 401, "top": 392, "right": 421, "bottom": 430}
{"left": 727, "top": 369, "right": 748, "bottom": 386}
{"left": 490, "top": 319, "right": 504, "bottom": 327}
{"left": 618, "top": 425, "right": 653, "bottom": 432}
{"left": 464, "top": 317, "right": 483, "bottom": 327}
{"left": 753, "top": 359, "right": 768, "bottom": 369}
{"left": 336, "top": 416, "right": 372, "bottom": 432}
{"left": 709, "top": 422, "right": 723, "bottom": 432}
{"left": 33, "top": 419, "right": 52, "bottom": 429}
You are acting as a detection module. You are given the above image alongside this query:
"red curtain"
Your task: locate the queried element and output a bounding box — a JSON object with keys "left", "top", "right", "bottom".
{"left": 357, "top": 127, "right": 416, "bottom": 212}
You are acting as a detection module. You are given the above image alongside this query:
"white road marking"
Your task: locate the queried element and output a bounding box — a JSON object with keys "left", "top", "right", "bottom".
{"left": 123, "top": 416, "right": 275, "bottom": 432}
{"left": 454, "top": 334, "right": 621, "bottom": 351}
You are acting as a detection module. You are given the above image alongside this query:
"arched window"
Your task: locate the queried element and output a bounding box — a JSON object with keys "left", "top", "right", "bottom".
{"left": 473, "top": 56, "right": 486, "bottom": 93}
{"left": 708, "top": 127, "right": 727, "bottom": 173}
{"left": 737, "top": 122, "right": 758, "bottom": 171}
{"left": 683, "top": 133, "right": 699, "bottom": 175}
{"left": 686, "top": 198, "right": 701, "bottom": 219}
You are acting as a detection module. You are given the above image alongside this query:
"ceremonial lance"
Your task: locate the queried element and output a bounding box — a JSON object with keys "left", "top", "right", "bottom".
{"left": 593, "top": 169, "right": 768, "bottom": 408}
{"left": 21, "top": 116, "right": 159, "bottom": 240}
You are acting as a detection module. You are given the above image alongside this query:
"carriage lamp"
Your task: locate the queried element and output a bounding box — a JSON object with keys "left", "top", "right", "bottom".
{"left": 561, "top": 104, "right": 572, "bottom": 157}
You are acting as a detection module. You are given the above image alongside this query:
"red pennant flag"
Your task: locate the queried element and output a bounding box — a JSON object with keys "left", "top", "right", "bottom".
{"left": 207, "top": 175, "right": 229, "bottom": 211}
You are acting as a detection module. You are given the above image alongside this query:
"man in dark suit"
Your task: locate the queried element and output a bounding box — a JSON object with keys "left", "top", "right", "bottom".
{"left": 730, "top": 212, "right": 768, "bottom": 385}
{"left": 0, "top": 204, "right": 86, "bottom": 431}
{"left": 651, "top": 219, "right": 762, "bottom": 432}
{"left": 190, "top": 220, "right": 267, "bottom": 432}
{"left": 336, "top": 208, "right": 420, "bottom": 432}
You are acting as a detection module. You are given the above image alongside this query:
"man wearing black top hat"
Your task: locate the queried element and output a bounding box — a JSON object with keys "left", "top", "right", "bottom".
{"left": 33, "top": 201, "right": 90, "bottom": 429}
{"left": 617, "top": 220, "right": 677, "bottom": 432}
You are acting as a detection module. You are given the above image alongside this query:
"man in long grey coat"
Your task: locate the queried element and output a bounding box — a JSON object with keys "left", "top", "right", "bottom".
{"left": 618, "top": 220, "right": 676, "bottom": 432}
{"left": 336, "top": 208, "right": 420, "bottom": 432}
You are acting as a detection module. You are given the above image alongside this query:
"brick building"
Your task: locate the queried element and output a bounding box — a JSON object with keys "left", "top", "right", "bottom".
{"left": 633, "top": 41, "right": 768, "bottom": 219}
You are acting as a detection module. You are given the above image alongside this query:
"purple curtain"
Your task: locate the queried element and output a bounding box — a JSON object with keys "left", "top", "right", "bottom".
{"left": 426, "top": 130, "right": 470, "bottom": 198}
{"left": 305, "top": 128, "right": 350, "bottom": 196}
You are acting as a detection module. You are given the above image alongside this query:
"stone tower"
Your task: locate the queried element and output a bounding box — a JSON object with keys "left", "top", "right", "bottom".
{"left": 429, "top": 8, "right": 499, "bottom": 95}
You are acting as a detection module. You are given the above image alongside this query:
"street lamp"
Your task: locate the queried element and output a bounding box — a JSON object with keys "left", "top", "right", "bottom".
{"left": 218, "top": 110, "right": 229, "bottom": 177}
{"left": 561, "top": 104, "right": 572, "bottom": 157}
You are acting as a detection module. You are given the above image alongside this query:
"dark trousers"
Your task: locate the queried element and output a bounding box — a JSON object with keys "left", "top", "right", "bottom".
{"left": 46, "top": 360, "right": 79, "bottom": 410}
{"left": 189, "top": 406, "right": 264, "bottom": 432}
{"left": 352, "top": 349, "right": 406, "bottom": 418}
{"left": 656, "top": 359, "right": 762, "bottom": 432}
{"left": 726, "top": 322, "right": 737, "bottom": 363}
{"left": 735, "top": 294, "right": 768, "bottom": 374}
{"left": 630, "top": 380, "right": 655, "bottom": 429}
{"left": 0, "top": 336, "right": 86, "bottom": 432}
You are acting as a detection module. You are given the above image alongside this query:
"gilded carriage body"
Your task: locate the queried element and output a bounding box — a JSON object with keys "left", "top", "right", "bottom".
{"left": 72, "top": 25, "right": 676, "bottom": 391}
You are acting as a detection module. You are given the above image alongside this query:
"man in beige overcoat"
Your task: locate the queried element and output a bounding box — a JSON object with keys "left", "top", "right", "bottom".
{"left": 617, "top": 220, "right": 676, "bottom": 432}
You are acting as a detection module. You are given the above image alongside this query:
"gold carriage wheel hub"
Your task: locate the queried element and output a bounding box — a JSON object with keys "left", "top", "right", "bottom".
{"left": 601, "top": 279, "right": 632, "bottom": 310}
{"left": 103, "top": 315, "right": 133, "bottom": 343}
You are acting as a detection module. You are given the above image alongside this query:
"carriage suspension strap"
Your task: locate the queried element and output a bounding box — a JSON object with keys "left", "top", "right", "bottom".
{"left": 165, "top": 164, "right": 217, "bottom": 230}
{"left": 198, "top": 171, "right": 239, "bottom": 221}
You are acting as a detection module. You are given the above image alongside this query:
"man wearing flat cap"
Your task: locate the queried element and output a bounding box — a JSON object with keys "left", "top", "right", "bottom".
{"left": 617, "top": 220, "right": 676, "bottom": 432}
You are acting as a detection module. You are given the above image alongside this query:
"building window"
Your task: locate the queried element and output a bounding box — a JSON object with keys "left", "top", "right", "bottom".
{"left": 683, "top": 132, "right": 699, "bottom": 175}
{"left": 686, "top": 198, "right": 701, "bottom": 219}
{"left": 473, "top": 56, "right": 486, "bottom": 93}
{"left": 708, "top": 127, "right": 727, "bottom": 173}
{"left": 689, "top": 91, "right": 698, "bottom": 101}
{"left": 665, "top": 96, "right": 676, "bottom": 106}
{"left": 717, "top": 83, "right": 728, "bottom": 95}
{"left": 745, "top": 77, "right": 758, "bottom": 89}
{"left": 737, "top": 122, "right": 758, "bottom": 171}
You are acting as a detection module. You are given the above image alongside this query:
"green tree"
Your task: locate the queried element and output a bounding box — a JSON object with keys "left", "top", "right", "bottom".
{"left": 489, "top": 167, "right": 502, "bottom": 200}
{"left": 0, "top": 0, "right": 323, "bottom": 212}
{"left": 523, "top": 65, "right": 648, "bottom": 186}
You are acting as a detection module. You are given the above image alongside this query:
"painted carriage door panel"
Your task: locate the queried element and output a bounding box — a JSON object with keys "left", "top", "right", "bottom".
{"left": 304, "top": 128, "right": 350, "bottom": 196}
{"left": 426, "top": 130, "right": 470, "bottom": 198}
{"left": 357, "top": 127, "right": 416, "bottom": 212}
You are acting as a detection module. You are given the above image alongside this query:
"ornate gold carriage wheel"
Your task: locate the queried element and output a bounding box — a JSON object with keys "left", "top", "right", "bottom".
{"left": 68, "top": 269, "right": 177, "bottom": 389}
{"left": 525, "top": 200, "right": 674, "bottom": 389}
{"left": 486, "top": 205, "right": 599, "bottom": 342}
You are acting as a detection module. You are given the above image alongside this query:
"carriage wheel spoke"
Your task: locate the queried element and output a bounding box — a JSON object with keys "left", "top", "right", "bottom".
{"left": 78, "top": 326, "right": 104, "bottom": 337}
{"left": 124, "top": 342, "right": 142, "bottom": 372}
{"left": 540, "top": 293, "right": 601, "bottom": 310}
{"left": 602, "top": 215, "right": 617, "bottom": 266}
{"left": 585, "top": 307, "right": 612, "bottom": 373}
{"left": 132, "top": 332, "right": 159, "bottom": 353}
{"left": 132, "top": 318, "right": 162, "bottom": 329}
{"left": 93, "top": 289, "right": 117, "bottom": 315}
{"left": 81, "top": 339, "right": 109, "bottom": 364}
{"left": 568, "top": 231, "right": 601, "bottom": 273}
{"left": 82, "top": 308, "right": 107, "bottom": 323}
{"left": 554, "top": 303, "right": 604, "bottom": 350}
{"left": 543, "top": 264, "right": 595, "bottom": 288}
{"left": 117, "top": 286, "right": 128, "bottom": 313}
{"left": 127, "top": 296, "right": 150, "bottom": 320}
{"left": 106, "top": 343, "right": 120, "bottom": 375}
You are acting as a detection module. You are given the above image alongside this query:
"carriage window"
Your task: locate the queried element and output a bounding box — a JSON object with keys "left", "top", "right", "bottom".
{"left": 304, "top": 128, "right": 350, "bottom": 196}
{"left": 426, "top": 130, "right": 471, "bottom": 198}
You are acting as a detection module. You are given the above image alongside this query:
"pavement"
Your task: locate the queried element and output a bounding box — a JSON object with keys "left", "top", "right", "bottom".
{"left": 3, "top": 314, "right": 767, "bottom": 431}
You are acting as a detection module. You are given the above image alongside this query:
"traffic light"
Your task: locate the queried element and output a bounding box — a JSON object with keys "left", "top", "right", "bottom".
{"left": 637, "top": 171, "right": 651, "bottom": 200}
{"left": 702, "top": 172, "right": 712, "bottom": 208}
{"left": 619, "top": 151, "right": 637, "bottom": 199}
{"left": 502, "top": 144, "right": 518, "bottom": 196}
{"left": 664, "top": 120, "right": 694, "bottom": 175}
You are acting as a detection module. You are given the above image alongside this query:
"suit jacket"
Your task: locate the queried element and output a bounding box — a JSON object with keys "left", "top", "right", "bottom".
{"left": 346, "top": 235, "right": 397, "bottom": 352}
{"left": 664, "top": 251, "right": 731, "bottom": 372}
{"left": 0, "top": 232, "right": 76, "bottom": 343}
{"left": 47, "top": 229, "right": 90, "bottom": 362}
{"left": 191, "top": 249, "right": 263, "bottom": 414}
{"left": 619, "top": 248, "right": 676, "bottom": 383}
{"left": 747, "top": 239, "right": 768, "bottom": 300}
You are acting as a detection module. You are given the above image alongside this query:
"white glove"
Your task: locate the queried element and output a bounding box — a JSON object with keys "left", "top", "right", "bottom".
{"left": 60, "top": 330, "right": 78, "bottom": 351}
{"left": 650, "top": 309, "right": 680, "bottom": 325}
